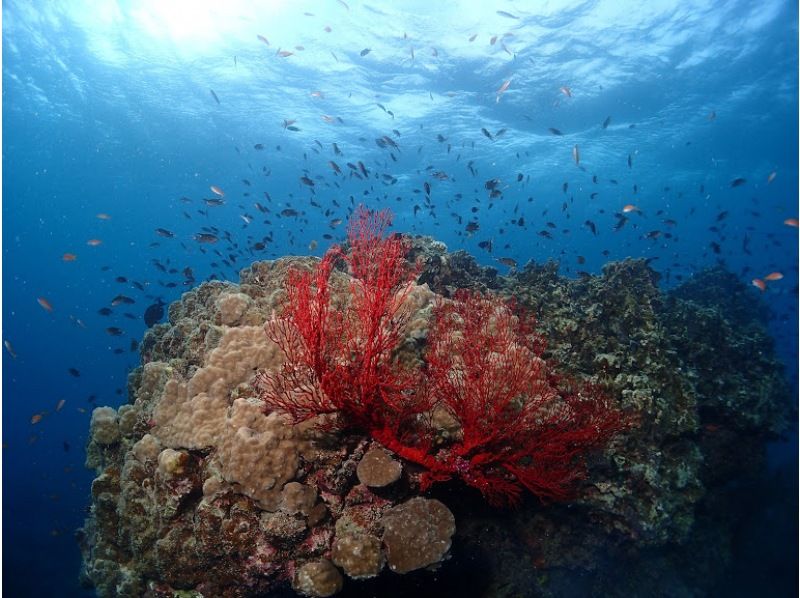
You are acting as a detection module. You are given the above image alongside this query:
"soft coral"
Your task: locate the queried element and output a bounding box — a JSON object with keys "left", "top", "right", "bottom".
{"left": 417, "top": 290, "right": 626, "bottom": 506}
{"left": 256, "top": 207, "right": 625, "bottom": 507}
{"left": 254, "top": 207, "right": 427, "bottom": 432}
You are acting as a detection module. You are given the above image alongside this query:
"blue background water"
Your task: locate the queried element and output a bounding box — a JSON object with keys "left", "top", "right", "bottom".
{"left": 2, "top": 1, "right": 797, "bottom": 596}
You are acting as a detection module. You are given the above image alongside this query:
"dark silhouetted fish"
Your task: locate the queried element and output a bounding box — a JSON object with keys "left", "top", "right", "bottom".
{"left": 144, "top": 299, "right": 166, "bottom": 328}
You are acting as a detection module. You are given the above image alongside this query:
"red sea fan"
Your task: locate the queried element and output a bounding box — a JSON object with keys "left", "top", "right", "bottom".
{"left": 255, "top": 207, "right": 626, "bottom": 507}
{"left": 419, "top": 290, "right": 626, "bottom": 506}
{"left": 254, "top": 206, "right": 427, "bottom": 432}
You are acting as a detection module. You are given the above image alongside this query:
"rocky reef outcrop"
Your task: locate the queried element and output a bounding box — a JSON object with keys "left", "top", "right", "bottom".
{"left": 78, "top": 238, "right": 793, "bottom": 597}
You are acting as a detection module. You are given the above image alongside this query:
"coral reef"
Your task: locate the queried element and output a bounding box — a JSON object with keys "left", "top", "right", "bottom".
{"left": 79, "top": 227, "right": 793, "bottom": 597}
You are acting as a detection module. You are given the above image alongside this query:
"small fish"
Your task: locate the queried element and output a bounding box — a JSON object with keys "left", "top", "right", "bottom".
{"left": 324, "top": 25, "right": 332, "bottom": 32}
{"left": 144, "top": 300, "right": 166, "bottom": 328}
{"left": 31, "top": 414, "right": 44, "bottom": 425}
{"left": 622, "top": 204, "right": 639, "bottom": 213}
{"left": 96, "top": 213, "right": 112, "bottom": 220}
{"left": 764, "top": 272, "right": 783, "bottom": 281}
{"left": 111, "top": 294, "right": 135, "bottom": 306}
{"left": 496, "top": 257, "right": 518, "bottom": 268}
{"left": 254, "top": 143, "right": 264, "bottom": 150}
{"left": 602, "top": 116, "right": 611, "bottom": 129}
{"left": 281, "top": 208, "right": 299, "bottom": 217}
{"left": 627, "top": 154, "right": 632, "bottom": 168}
{"left": 730, "top": 178, "right": 747, "bottom": 187}
{"left": 209, "top": 89, "right": 220, "bottom": 105}
{"left": 300, "top": 175, "right": 315, "bottom": 187}
{"left": 496, "top": 79, "right": 511, "bottom": 103}
{"left": 496, "top": 10, "right": 519, "bottom": 19}
{"left": 155, "top": 228, "right": 175, "bottom": 238}
{"left": 203, "top": 198, "right": 225, "bottom": 207}
{"left": 468, "top": 33, "right": 478, "bottom": 42}
{"left": 751, "top": 278, "right": 766, "bottom": 292}
{"left": 4, "top": 340, "right": 17, "bottom": 359}
{"left": 86, "top": 239, "right": 102, "bottom": 246}
{"left": 360, "top": 48, "right": 371, "bottom": 57}
{"left": 194, "top": 233, "right": 218, "bottom": 243}
{"left": 548, "top": 127, "right": 563, "bottom": 136}
{"left": 481, "top": 127, "right": 494, "bottom": 140}
{"left": 37, "top": 297, "right": 54, "bottom": 312}
{"left": 572, "top": 144, "right": 580, "bottom": 165}
{"left": 106, "top": 327, "right": 124, "bottom": 336}
{"left": 62, "top": 253, "right": 77, "bottom": 262}
{"left": 210, "top": 185, "right": 225, "bottom": 197}
{"left": 56, "top": 399, "right": 66, "bottom": 412}
{"left": 559, "top": 86, "right": 571, "bottom": 97}
{"left": 277, "top": 50, "right": 294, "bottom": 57}
{"left": 68, "top": 368, "right": 80, "bottom": 377}
{"left": 257, "top": 34, "right": 270, "bottom": 46}
{"left": 784, "top": 218, "right": 798, "bottom": 227}
{"left": 767, "top": 171, "right": 777, "bottom": 184}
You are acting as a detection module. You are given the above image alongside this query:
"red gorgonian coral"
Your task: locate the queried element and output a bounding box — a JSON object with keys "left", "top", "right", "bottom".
{"left": 255, "top": 207, "right": 626, "bottom": 507}
{"left": 254, "top": 206, "right": 427, "bottom": 432}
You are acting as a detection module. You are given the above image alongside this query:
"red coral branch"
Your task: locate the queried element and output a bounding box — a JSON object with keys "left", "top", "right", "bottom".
{"left": 419, "top": 290, "right": 626, "bottom": 506}
{"left": 255, "top": 207, "right": 626, "bottom": 508}
{"left": 255, "top": 206, "right": 426, "bottom": 432}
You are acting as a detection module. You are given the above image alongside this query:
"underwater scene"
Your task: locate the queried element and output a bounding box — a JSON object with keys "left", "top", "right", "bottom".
{"left": 2, "top": 1, "right": 798, "bottom": 597}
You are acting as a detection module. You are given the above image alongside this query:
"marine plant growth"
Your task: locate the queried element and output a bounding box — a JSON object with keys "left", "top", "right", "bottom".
{"left": 255, "top": 207, "right": 625, "bottom": 506}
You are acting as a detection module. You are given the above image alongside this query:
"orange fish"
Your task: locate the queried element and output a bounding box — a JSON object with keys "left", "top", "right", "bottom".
{"left": 752, "top": 278, "right": 766, "bottom": 292}
{"left": 767, "top": 171, "right": 777, "bottom": 184}
{"left": 559, "top": 86, "right": 572, "bottom": 97}
{"left": 62, "top": 253, "right": 77, "bottom": 262}
{"left": 96, "top": 213, "right": 111, "bottom": 220}
{"left": 622, "top": 204, "right": 639, "bottom": 213}
{"left": 86, "top": 239, "right": 102, "bottom": 246}
{"left": 210, "top": 185, "right": 225, "bottom": 197}
{"left": 784, "top": 218, "right": 798, "bottom": 228}
{"left": 37, "top": 297, "right": 54, "bottom": 312}
{"left": 31, "top": 414, "right": 43, "bottom": 425}
{"left": 764, "top": 272, "right": 783, "bottom": 281}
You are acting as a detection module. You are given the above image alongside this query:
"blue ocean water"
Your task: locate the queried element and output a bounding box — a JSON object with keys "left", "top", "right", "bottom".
{"left": 2, "top": 1, "right": 797, "bottom": 596}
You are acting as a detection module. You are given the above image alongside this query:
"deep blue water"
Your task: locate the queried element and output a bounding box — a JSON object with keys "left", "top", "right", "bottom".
{"left": 2, "top": 1, "right": 797, "bottom": 596}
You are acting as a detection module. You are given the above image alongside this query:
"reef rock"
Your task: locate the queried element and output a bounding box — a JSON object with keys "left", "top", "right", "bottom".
{"left": 78, "top": 244, "right": 792, "bottom": 597}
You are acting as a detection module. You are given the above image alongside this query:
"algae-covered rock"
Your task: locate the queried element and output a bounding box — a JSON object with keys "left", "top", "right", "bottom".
{"left": 293, "top": 559, "right": 343, "bottom": 597}
{"left": 381, "top": 497, "right": 455, "bottom": 574}
{"left": 356, "top": 447, "right": 402, "bottom": 488}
